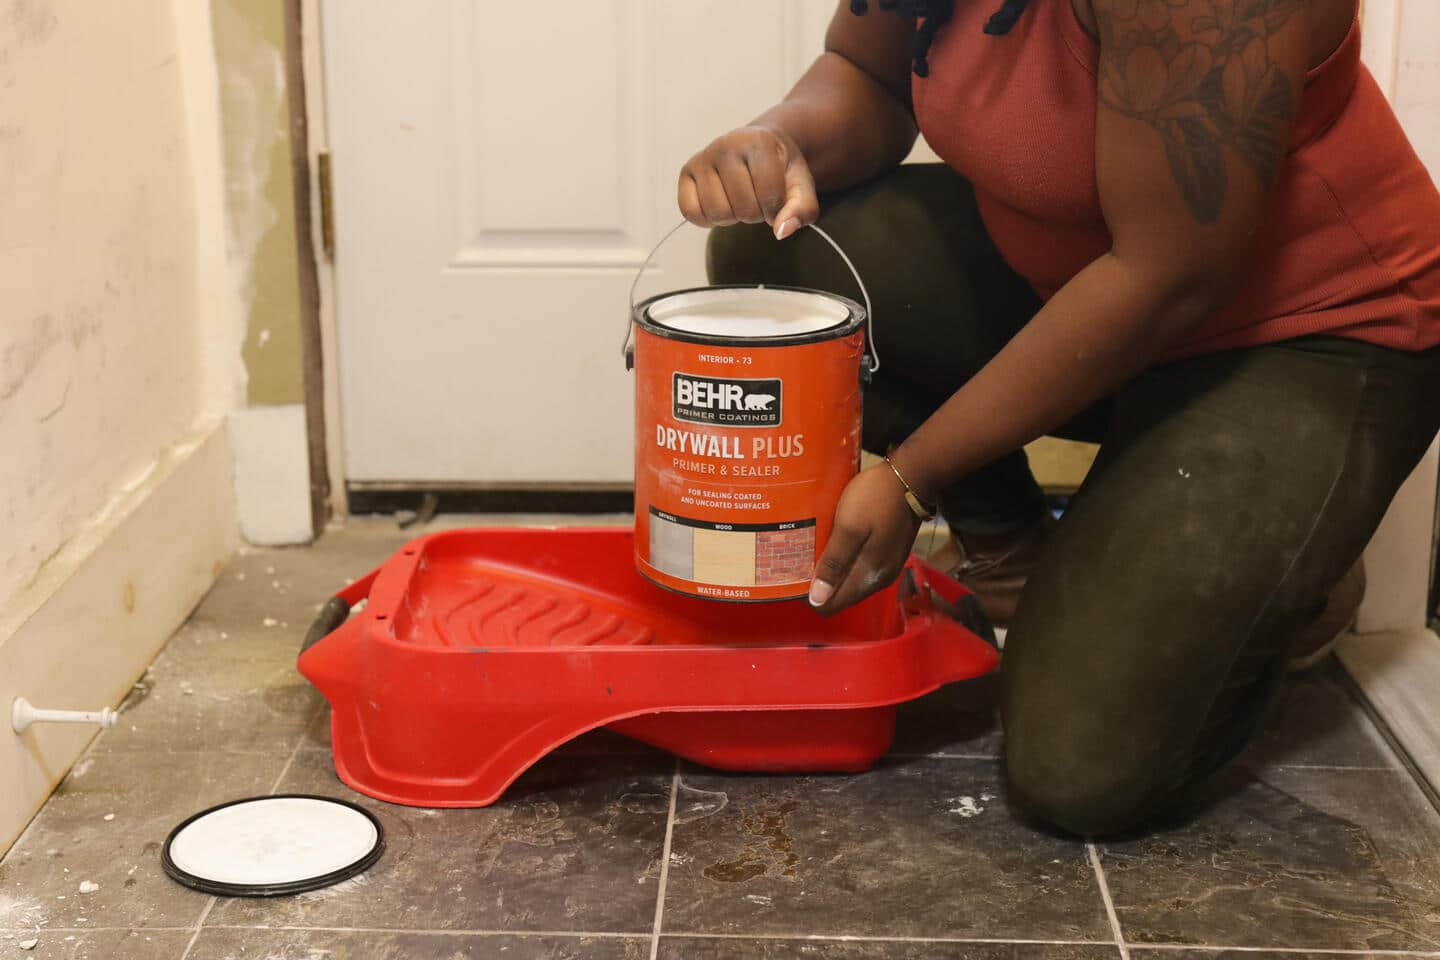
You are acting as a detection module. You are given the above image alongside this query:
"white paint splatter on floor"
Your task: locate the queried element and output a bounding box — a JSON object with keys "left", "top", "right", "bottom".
{"left": 947, "top": 796, "right": 985, "bottom": 818}
{"left": 0, "top": 894, "right": 45, "bottom": 927}
{"left": 675, "top": 782, "right": 730, "bottom": 824}
{"left": 297, "top": 872, "right": 370, "bottom": 901}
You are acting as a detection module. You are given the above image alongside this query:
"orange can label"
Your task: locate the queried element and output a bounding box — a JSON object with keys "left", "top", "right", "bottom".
{"left": 632, "top": 293, "right": 864, "bottom": 602}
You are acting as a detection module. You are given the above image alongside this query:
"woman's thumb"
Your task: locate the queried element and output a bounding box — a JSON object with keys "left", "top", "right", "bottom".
{"left": 773, "top": 151, "right": 819, "bottom": 240}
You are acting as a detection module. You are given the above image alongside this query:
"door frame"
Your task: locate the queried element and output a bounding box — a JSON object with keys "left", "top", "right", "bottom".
{"left": 292, "top": 0, "right": 348, "bottom": 521}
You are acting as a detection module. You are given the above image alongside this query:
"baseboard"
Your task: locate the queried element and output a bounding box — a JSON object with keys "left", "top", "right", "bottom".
{"left": 1339, "top": 627, "right": 1440, "bottom": 805}
{"left": 228, "top": 404, "right": 314, "bottom": 546}
{"left": 0, "top": 424, "right": 238, "bottom": 855}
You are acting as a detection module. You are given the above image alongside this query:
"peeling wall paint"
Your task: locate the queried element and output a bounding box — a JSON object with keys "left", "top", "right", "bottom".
{"left": 212, "top": 0, "right": 304, "bottom": 407}
{"left": 0, "top": 0, "right": 229, "bottom": 614}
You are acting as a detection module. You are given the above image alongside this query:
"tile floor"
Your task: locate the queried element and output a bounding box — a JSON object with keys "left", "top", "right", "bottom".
{"left": 3, "top": 518, "right": 1440, "bottom": 960}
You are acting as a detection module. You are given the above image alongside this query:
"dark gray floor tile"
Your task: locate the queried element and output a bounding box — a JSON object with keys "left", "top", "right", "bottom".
{"left": 1101, "top": 766, "right": 1440, "bottom": 950}
{"left": 189, "top": 528, "right": 407, "bottom": 638}
{"left": 0, "top": 928, "right": 193, "bottom": 959}
{"left": 890, "top": 676, "right": 1002, "bottom": 758}
{"left": 300, "top": 702, "right": 329, "bottom": 750}
{"left": 94, "top": 623, "right": 320, "bottom": 757}
{"left": 206, "top": 748, "right": 672, "bottom": 933}
{"left": 1242, "top": 663, "right": 1397, "bottom": 771}
{"left": 662, "top": 758, "right": 1109, "bottom": 940}
{"left": 0, "top": 753, "right": 284, "bottom": 929}
{"left": 188, "top": 928, "right": 648, "bottom": 959}
{"left": 658, "top": 939, "right": 1120, "bottom": 959}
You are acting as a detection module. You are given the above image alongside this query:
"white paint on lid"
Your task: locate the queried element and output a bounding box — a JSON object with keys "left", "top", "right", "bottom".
{"left": 168, "top": 797, "right": 378, "bottom": 887}
{"left": 647, "top": 288, "right": 852, "bottom": 339}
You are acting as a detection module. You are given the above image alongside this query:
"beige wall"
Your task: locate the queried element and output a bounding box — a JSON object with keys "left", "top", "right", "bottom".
{"left": 0, "top": 0, "right": 236, "bottom": 613}
{"left": 0, "top": 0, "right": 242, "bottom": 852}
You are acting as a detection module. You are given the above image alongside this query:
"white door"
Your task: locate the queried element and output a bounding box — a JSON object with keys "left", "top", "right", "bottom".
{"left": 322, "top": 1, "right": 838, "bottom": 487}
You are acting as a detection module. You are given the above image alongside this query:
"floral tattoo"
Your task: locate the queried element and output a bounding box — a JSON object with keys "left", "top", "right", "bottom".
{"left": 1096, "top": 0, "right": 1305, "bottom": 223}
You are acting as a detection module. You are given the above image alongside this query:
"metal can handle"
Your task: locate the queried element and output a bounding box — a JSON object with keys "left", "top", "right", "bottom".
{"left": 623, "top": 220, "right": 879, "bottom": 375}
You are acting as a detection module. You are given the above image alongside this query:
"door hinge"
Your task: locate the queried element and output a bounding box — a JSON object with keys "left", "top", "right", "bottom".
{"left": 317, "top": 151, "right": 335, "bottom": 260}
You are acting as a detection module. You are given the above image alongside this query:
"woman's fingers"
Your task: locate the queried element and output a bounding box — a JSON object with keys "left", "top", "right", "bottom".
{"left": 691, "top": 165, "right": 737, "bottom": 226}
{"left": 746, "top": 141, "right": 791, "bottom": 225}
{"left": 809, "top": 466, "right": 922, "bottom": 616}
{"left": 676, "top": 127, "right": 817, "bottom": 231}
{"left": 677, "top": 172, "right": 705, "bottom": 226}
{"left": 718, "top": 156, "right": 766, "bottom": 224}
{"left": 809, "top": 523, "right": 867, "bottom": 613}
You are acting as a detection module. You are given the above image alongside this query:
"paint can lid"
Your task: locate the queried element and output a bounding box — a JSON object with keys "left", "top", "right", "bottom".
{"left": 162, "top": 794, "right": 384, "bottom": 897}
{"left": 645, "top": 287, "right": 854, "bottom": 339}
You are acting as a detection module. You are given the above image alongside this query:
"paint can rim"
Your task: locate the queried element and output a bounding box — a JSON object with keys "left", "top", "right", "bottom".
{"left": 634, "top": 284, "right": 865, "bottom": 350}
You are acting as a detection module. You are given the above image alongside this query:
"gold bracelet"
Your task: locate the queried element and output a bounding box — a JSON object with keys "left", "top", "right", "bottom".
{"left": 882, "top": 455, "right": 936, "bottom": 521}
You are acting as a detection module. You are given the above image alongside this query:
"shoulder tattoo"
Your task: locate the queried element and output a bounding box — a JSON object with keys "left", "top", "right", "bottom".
{"left": 1095, "top": 0, "right": 1305, "bottom": 223}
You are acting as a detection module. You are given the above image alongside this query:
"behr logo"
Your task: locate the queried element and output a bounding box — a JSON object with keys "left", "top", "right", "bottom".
{"left": 672, "top": 373, "right": 783, "bottom": 427}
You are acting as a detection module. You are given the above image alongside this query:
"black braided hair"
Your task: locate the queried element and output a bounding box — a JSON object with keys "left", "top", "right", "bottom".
{"left": 849, "top": 0, "right": 1031, "bottom": 76}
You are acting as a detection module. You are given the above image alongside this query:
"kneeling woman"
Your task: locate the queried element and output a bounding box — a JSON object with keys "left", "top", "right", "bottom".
{"left": 679, "top": 0, "right": 1440, "bottom": 836}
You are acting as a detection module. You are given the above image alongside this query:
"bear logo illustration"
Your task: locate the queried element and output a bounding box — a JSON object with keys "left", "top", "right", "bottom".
{"left": 743, "top": 393, "right": 777, "bottom": 411}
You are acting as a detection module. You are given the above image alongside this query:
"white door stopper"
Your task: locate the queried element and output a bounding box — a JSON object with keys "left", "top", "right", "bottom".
{"left": 11, "top": 698, "right": 119, "bottom": 734}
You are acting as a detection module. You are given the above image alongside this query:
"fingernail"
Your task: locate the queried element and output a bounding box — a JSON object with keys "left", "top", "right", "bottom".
{"left": 808, "top": 579, "right": 834, "bottom": 607}
{"left": 774, "top": 217, "right": 799, "bottom": 240}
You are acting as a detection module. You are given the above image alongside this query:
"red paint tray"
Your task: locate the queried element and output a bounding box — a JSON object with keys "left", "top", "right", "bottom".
{"left": 298, "top": 527, "right": 998, "bottom": 807}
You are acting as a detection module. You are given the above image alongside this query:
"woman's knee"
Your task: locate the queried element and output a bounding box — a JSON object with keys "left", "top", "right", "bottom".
{"left": 1003, "top": 736, "right": 1162, "bottom": 838}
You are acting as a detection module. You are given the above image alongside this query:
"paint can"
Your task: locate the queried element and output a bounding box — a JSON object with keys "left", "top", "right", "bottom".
{"left": 625, "top": 223, "right": 877, "bottom": 602}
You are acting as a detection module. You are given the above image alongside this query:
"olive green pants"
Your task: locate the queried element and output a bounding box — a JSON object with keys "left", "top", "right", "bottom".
{"left": 708, "top": 164, "right": 1440, "bottom": 837}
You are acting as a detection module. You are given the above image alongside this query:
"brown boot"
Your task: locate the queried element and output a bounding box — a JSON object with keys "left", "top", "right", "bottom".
{"left": 1287, "top": 559, "right": 1366, "bottom": 672}
{"left": 930, "top": 514, "right": 1056, "bottom": 629}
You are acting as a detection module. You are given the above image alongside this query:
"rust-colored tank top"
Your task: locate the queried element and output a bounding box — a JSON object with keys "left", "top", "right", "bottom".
{"left": 913, "top": 0, "right": 1440, "bottom": 358}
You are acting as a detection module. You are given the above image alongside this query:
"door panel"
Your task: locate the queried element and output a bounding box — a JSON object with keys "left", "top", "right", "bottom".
{"left": 324, "top": 1, "right": 839, "bottom": 485}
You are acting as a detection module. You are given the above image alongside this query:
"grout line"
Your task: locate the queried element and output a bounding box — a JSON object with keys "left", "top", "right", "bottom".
{"left": 0, "top": 927, "right": 202, "bottom": 933}
{"left": 28, "top": 927, "right": 1440, "bottom": 954}
{"left": 8, "top": 924, "right": 1439, "bottom": 954}
{"left": 649, "top": 762, "right": 681, "bottom": 960}
{"left": 178, "top": 897, "right": 217, "bottom": 960}
{"left": 186, "top": 928, "right": 1119, "bottom": 946}
{"left": 268, "top": 700, "right": 326, "bottom": 795}
{"left": 1087, "top": 843, "right": 1131, "bottom": 960}
{"left": 197, "top": 926, "right": 650, "bottom": 937}
{"left": 1264, "top": 763, "right": 1398, "bottom": 771}
{"left": 886, "top": 752, "right": 1000, "bottom": 761}
{"left": 663, "top": 933, "right": 1118, "bottom": 945}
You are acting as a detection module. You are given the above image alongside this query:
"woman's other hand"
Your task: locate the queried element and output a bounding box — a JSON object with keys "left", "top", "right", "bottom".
{"left": 678, "top": 125, "right": 819, "bottom": 241}
{"left": 808, "top": 465, "right": 922, "bottom": 615}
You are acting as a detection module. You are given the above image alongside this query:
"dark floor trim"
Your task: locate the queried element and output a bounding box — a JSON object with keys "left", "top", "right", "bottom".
{"left": 346, "top": 486, "right": 635, "bottom": 516}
